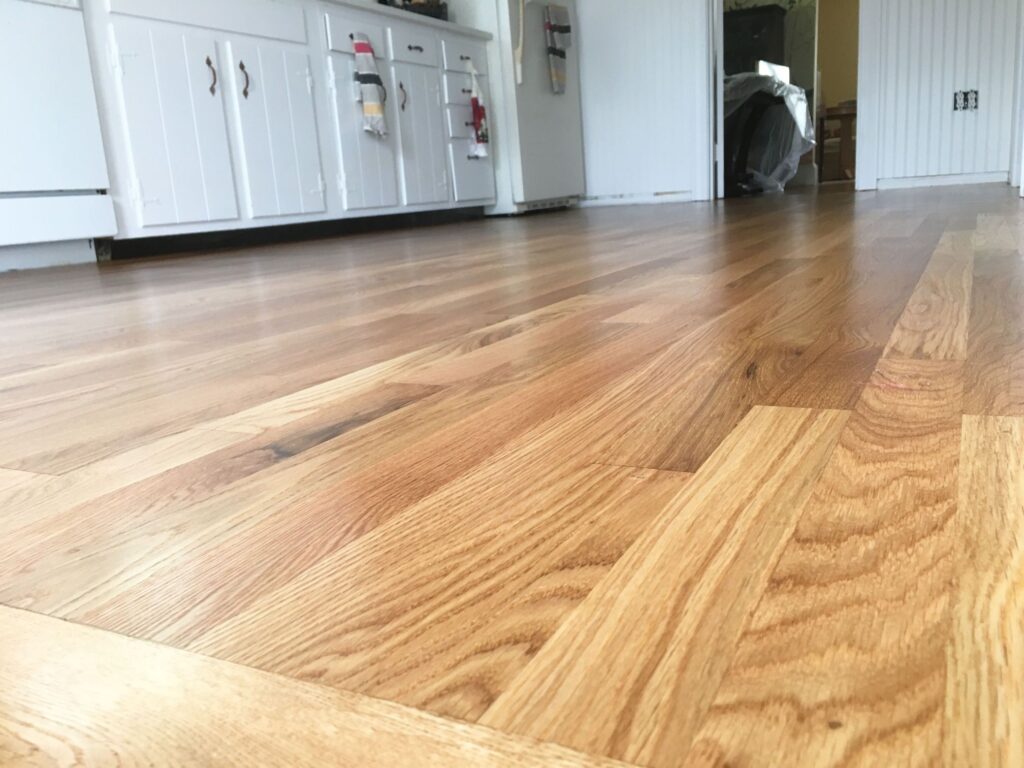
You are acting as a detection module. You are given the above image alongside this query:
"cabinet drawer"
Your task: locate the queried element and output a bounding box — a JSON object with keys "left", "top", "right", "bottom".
{"left": 445, "top": 105, "right": 474, "bottom": 139}
{"left": 448, "top": 144, "right": 494, "bottom": 202}
{"left": 326, "top": 12, "right": 387, "bottom": 58}
{"left": 389, "top": 25, "right": 438, "bottom": 65}
{"left": 442, "top": 37, "right": 487, "bottom": 74}
{"left": 443, "top": 72, "right": 476, "bottom": 105}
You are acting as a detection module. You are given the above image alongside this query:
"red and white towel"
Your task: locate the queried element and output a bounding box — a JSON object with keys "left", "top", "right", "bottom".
{"left": 351, "top": 33, "right": 387, "bottom": 136}
{"left": 468, "top": 68, "right": 490, "bottom": 158}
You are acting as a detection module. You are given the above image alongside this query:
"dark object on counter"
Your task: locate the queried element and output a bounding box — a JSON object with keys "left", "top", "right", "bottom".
{"left": 378, "top": 0, "right": 448, "bottom": 20}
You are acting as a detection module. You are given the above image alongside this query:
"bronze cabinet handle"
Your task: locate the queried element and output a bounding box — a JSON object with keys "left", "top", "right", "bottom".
{"left": 239, "top": 60, "right": 250, "bottom": 99}
{"left": 460, "top": 54, "right": 471, "bottom": 61}
{"left": 407, "top": 44, "right": 424, "bottom": 52}
{"left": 461, "top": 88, "right": 472, "bottom": 94}
{"left": 206, "top": 56, "right": 217, "bottom": 95}
{"left": 399, "top": 81, "right": 408, "bottom": 111}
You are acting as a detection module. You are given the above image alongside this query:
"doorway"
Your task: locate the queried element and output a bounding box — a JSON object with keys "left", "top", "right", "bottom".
{"left": 715, "top": 0, "right": 821, "bottom": 198}
{"left": 816, "top": 0, "right": 860, "bottom": 185}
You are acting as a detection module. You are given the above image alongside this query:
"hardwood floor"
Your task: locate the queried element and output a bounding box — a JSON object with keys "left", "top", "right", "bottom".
{"left": 1, "top": 184, "right": 1023, "bottom": 766}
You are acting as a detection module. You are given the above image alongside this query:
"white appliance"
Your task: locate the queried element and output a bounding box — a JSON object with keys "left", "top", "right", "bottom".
{"left": 0, "top": 0, "right": 115, "bottom": 269}
{"left": 446, "top": 0, "right": 585, "bottom": 214}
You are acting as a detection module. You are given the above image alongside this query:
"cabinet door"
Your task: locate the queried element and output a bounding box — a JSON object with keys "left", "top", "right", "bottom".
{"left": 113, "top": 18, "right": 237, "bottom": 227}
{"left": 392, "top": 61, "right": 449, "bottom": 206}
{"left": 226, "top": 39, "right": 326, "bottom": 218}
{"left": 329, "top": 53, "right": 400, "bottom": 211}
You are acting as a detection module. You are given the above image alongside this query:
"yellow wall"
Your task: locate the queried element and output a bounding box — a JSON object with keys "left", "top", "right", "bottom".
{"left": 818, "top": 0, "right": 859, "bottom": 107}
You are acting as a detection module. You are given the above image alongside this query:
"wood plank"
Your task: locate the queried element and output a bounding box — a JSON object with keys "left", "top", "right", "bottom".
{"left": 0, "top": 467, "right": 44, "bottom": 494}
{"left": 964, "top": 247, "right": 1024, "bottom": 415}
{"left": 944, "top": 415, "right": 1024, "bottom": 768}
{"left": 14, "top": 320, "right": 666, "bottom": 643}
{"left": 689, "top": 359, "right": 963, "bottom": 768}
{"left": 0, "top": 606, "right": 626, "bottom": 768}
{"left": 0, "top": 426, "right": 248, "bottom": 522}
{"left": 189, "top": 465, "right": 691, "bottom": 722}
{"left": 883, "top": 232, "right": 973, "bottom": 361}
{"left": 480, "top": 406, "right": 848, "bottom": 766}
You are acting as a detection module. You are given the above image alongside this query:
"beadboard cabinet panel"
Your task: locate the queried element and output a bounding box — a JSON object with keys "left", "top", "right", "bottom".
{"left": 329, "top": 52, "right": 401, "bottom": 211}
{"left": 113, "top": 18, "right": 238, "bottom": 227}
{"left": 227, "top": 41, "right": 326, "bottom": 218}
{"left": 392, "top": 60, "right": 449, "bottom": 206}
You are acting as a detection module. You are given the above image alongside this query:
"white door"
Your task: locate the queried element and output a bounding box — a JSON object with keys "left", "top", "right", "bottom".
{"left": 329, "top": 53, "right": 400, "bottom": 210}
{"left": 392, "top": 61, "right": 449, "bottom": 205}
{"left": 0, "top": 0, "right": 108, "bottom": 193}
{"left": 112, "top": 18, "right": 238, "bottom": 227}
{"left": 226, "top": 39, "right": 326, "bottom": 218}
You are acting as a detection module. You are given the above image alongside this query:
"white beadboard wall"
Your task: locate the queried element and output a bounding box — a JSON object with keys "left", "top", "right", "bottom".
{"left": 576, "top": 0, "right": 712, "bottom": 204}
{"left": 858, "top": 0, "right": 1021, "bottom": 189}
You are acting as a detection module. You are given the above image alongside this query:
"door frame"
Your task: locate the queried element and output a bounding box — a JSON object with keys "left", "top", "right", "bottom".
{"left": 710, "top": 0, "right": 725, "bottom": 199}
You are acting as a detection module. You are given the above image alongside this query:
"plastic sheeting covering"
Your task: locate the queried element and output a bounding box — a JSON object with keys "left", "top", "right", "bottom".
{"left": 723, "top": 73, "right": 815, "bottom": 194}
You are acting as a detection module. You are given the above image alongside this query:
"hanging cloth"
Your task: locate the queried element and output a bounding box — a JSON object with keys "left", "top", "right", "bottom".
{"left": 351, "top": 33, "right": 387, "bottom": 136}
{"left": 468, "top": 67, "right": 490, "bottom": 158}
{"left": 543, "top": 5, "right": 572, "bottom": 94}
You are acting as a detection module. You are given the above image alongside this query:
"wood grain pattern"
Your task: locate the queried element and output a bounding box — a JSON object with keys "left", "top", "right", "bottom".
{"left": 689, "top": 359, "right": 963, "bottom": 768}
{"left": 884, "top": 232, "right": 973, "bottom": 361}
{"left": 964, "top": 235, "right": 1024, "bottom": 415}
{"left": 480, "top": 406, "right": 848, "bottom": 765}
{"left": 1, "top": 185, "right": 1022, "bottom": 766}
{"left": 191, "top": 464, "right": 691, "bottom": 722}
{"left": 0, "top": 606, "right": 626, "bottom": 768}
{"left": 945, "top": 416, "right": 1024, "bottom": 768}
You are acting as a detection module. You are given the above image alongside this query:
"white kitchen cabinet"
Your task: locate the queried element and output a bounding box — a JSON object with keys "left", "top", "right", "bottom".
{"left": 112, "top": 17, "right": 238, "bottom": 228}
{"left": 328, "top": 51, "right": 401, "bottom": 211}
{"left": 392, "top": 60, "right": 449, "bottom": 206}
{"left": 78, "top": 0, "right": 494, "bottom": 241}
{"left": 225, "top": 40, "right": 326, "bottom": 218}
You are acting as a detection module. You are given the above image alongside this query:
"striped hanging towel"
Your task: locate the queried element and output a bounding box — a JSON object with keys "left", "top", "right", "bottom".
{"left": 351, "top": 33, "right": 387, "bottom": 136}
{"left": 544, "top": 5, "right": 572, "bottom": 95}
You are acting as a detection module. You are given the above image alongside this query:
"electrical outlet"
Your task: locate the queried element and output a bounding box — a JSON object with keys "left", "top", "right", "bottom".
{"left": 954, "top": 90, "right": 980, "bottom": 111}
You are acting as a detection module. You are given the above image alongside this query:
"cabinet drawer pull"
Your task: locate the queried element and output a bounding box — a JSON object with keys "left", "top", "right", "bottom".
{"left": 460, "top": 54, "right": 471, "bottom": 62}
{"left": 206, "top": 56, "right": 217, "bottom": 95}
{"left": 461, "top": 88, "right": 472, "bottom": 95}
{"left": 407, "top": 44, "right": 425, "bottom": 53}
{"left": 464, "top": 121, "right": 474, "bottom": 127}
{"left": 239, "top": 60, "right": 250, "bottom": 99}
{"left": 466, "top": 155, "right": 483, "bottom": 160}
{"left": 399, "top": 81, "right": 408, "bottom": 111}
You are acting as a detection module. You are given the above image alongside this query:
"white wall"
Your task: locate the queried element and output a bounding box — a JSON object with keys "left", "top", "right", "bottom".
{"left": 858, "top": 0, "right": 1021, "bottom": 190}
{"left": 576, "top": 0, "right": 712, "bottom": 204}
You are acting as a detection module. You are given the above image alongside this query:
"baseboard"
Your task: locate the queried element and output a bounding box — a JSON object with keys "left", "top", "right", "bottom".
{"left": 876, "top": 172, "right": 1009, "bottom": 190}
{"left": 0, "top": 239, "right": 97, "bottom": 272}
{"left": 578, "top": 191, "right": 695, "bottom": 208}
